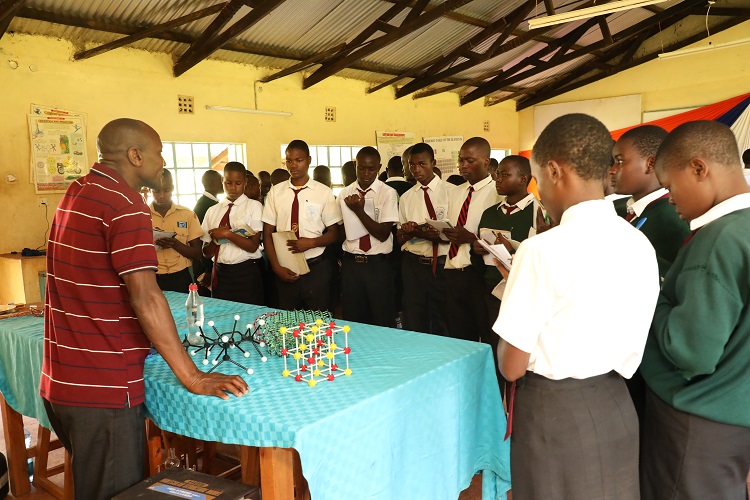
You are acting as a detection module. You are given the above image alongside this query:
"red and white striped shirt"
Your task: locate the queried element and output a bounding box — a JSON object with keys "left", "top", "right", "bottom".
{"left": 41, "top": 163, "right": 158, "bottom": 408}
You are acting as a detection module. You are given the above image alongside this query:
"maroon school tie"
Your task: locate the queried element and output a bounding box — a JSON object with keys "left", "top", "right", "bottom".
{"left": 358, "top": 188, "right": 372, "bottom": 252}
{"left": 211, "top": 202, "right": 233, "bottom": 289}
{"left": 504, "top": 204, "right": 517, "bottom": 216}
{"left": 448, "top": 186, "right": 474, "bottom": 259}
{"left": 625, "top": 211, "right": 636, "bottom": 222}
{"left": 290, "top": 187, "right": 308, "bottom": 238}
{"left": 422, "top": 186, "right": 439, "bottom": 275}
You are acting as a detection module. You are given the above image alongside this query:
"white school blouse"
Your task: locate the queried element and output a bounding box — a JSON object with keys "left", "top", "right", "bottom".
{"left": 201, "top": 194, "right": 264, "bottom": 263}
{"left": 494, "top": 199, "right": 659, "bottom": 380}
{"left": 262, "top": 178, "right": 343, "bottom": 260}
{"left": 398, "top": 176, "right": 453, "bottom": 258}
{"left": 339, "top": 179, "right": 399, "bottom": 255}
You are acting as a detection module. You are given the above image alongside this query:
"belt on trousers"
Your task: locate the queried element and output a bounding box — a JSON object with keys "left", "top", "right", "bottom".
{"left": 406, "top": 252, "right": 446, "bottom": 266}
{"left": 306, "top": 255, "right": 324, "bottom": 266}
{"left": 343, "top": 252, "right": 388, "bottom": 264}
{"left": 216, "top": 258, "right": 263, "bottom": 268}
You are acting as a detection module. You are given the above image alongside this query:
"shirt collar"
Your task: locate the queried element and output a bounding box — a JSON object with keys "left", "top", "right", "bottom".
{"left": 503, "top": 193, "right": 535, "bottom": 211}
{"left": 287, "top": 178, "right": 317, "bottom": 192}
{"left": 356, "top": 179, "right": 382, "bottom": 193}
{"left": 689, "top": 193, "right": 750, "bottom": 230}
{"left": 202, "top": 191, "right": 219, "bottom": 202}
{"left": 560, "top": 199, "right": 616, "bottom": 225}
{"left": 388, "top": 176, "right": 407, "bottom": 182}
{"left": 151, "top": 202, "right": 177, "bottom": 217}
{"left": 221, "top": 194, "right": 247, "bottom": 207}
{"left": 418, "top": 175, "right": 441, "bottom": 192}
{"left": 628, "top": 188, "right": 668, "bottom": 217}
{"left": 465, "top": 174, "right": 493, "bottom": 192}
{"left": 604, "top": 193, "right": 629, "bottom": 201}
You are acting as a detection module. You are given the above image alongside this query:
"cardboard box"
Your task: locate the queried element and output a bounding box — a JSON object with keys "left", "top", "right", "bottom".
{"left": 113, "top": 468, "right": 261, "bottom": 500}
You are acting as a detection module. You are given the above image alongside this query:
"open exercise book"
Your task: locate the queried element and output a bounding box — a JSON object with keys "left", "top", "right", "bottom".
{"left": 476, "top": 238, "right": 512, "bottom": 271}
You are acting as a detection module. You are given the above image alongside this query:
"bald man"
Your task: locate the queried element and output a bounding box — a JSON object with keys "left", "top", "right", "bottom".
{"left": 41, "top": 118, "right": 248, "bottom": 500}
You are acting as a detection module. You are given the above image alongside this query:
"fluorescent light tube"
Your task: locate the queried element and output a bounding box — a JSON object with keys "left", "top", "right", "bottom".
{"left": 528, "top": 0, "right": 669, "bottom": 29}
{"left": 205, "top": 105, "right": 292, "bottom": 117}
{"left": 657, "top": 37, "right": 750, "bottom": 60}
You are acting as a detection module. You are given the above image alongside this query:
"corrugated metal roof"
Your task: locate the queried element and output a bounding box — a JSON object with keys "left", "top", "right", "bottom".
{"left": 7, "top": 0, "right": 740, "bottom": 106}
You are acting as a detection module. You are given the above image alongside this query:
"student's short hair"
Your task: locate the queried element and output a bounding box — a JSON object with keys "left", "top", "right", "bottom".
{"left": 489, "top": 158, "right": 499, "bottom": 169}
{"left": 656, "top": 120, "right": 742, "bottom": 172}
{"left": 246, "top": 170, "right": 257, "bottom": 179}
{"left": 446, "top": 174, "right": 465, "bottom": 186}
{"left": 742, "top": 148, "right": 750, "bottom": 165}
{"left": 462, "top": 137, "right": 491, "bottom": 157}
{"left": 160, "top": 169, "right": 173, "bottom": 186}
{"left": 286, "top": 140, "right": 310, "bottom": 156}
{"left": 409, "top": 142, "right": 435, "bottom": 161}
{"left": 201, "top": 169, "right": 221, "bottom": 188}
{"left": 502, "top": 155, "right": 532, "bottom": 183}
{"left": 246, "top": 175, "right": 259, "bottom": 186}
{"left": 224, "top": 161, "right": 246, "bottom": 176}
{"left": 387, "top": 156, "right": 404, "bottom": 175}
{"left": 258, "top": 170, "right": 271, "bottom": 181}
{"left": 271, "top": 168, "right": 291, "bottom": 185}
{"left": 531, "top": 113, "right": 612, "bottom": 181}
{"left": 356, "top": 146, "right": 380, "bottom": 162}
{"left": 618, "top": 125, "right": 668, "bottom": 158}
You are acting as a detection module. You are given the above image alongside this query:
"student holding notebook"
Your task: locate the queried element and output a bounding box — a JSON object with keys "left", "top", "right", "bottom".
{"left": 493, "top": 113, "right": 659, "bottom": 499}
{"left": 262, "top": 140, "right": 342, "bottom": 311}
{"left": 641, "top": 120, "right": 750, "bottom": 499}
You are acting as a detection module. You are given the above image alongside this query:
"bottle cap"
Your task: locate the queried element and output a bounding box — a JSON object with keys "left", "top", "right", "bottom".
{"left": 188, "top": 284, "right": 198, "bottom": 291}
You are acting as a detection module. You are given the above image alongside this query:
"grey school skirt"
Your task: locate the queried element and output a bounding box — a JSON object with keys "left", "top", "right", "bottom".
{"left": 510, "top": 371, "right": 640, "bottom": 500}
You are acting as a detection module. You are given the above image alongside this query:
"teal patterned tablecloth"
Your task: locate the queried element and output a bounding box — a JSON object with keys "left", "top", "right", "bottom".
{"left": 0, "top": 292, "right": 511, "bottom": 499}
{"left": 0, "top": 315, "right": 52, "bottom": 429}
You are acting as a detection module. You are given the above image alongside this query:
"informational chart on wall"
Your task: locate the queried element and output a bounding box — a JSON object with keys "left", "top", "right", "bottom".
{"left": 423, "top": 136, "right": 463, "bottom": 176}
{"left": 375, "top": 131, "right": 416, "bottom": 165}
{"left": 28, "top": 104, "right": 89, "bottom": 194}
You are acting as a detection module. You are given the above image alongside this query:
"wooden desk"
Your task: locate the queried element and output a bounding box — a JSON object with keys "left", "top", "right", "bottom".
{"left": 0, "top": 253, "right": 46, "bottom": 305}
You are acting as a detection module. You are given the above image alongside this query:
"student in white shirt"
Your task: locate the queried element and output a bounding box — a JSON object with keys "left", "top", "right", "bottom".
{"left": 262, "top": 140, "right": 342, "bottom": 311}
{"left": 338, "top": 147, "right": 399, "bottom": 326}
{"left": 442, "top": 137, "right": 499, "bottom": 342}
{"left": 397, "top": 143, "right": 452, "bottom": 335}
{"left": 201, "top": 162, "right": 264, "bottom": 305}
{"left": 493, "top": 113, "right": 659, "bottom": 499}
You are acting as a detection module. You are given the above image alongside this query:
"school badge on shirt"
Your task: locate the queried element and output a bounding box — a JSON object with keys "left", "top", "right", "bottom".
{"left": 177, "top": 221, "right": 188, "bottom": 228}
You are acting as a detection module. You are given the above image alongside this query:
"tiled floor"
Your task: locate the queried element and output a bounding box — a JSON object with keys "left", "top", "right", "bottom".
{"left": 1, "top": 415, "right": 484, "bottom": 500}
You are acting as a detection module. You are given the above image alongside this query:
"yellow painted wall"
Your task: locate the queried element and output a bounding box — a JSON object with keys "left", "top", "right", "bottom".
{"left": 0, "top": 33, "right": 518, "bottom": 255}
{"left": 519, "top": 20, "right": 750, "bottom": 152}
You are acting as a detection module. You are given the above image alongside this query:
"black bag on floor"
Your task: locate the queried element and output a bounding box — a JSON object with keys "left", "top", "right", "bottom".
{"left": 0, "top": 451, "right": 9, "bottom": 499}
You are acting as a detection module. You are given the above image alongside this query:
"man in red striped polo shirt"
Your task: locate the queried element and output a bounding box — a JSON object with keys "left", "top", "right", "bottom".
{"left": 41, "top": 118, "right": 248, "bottom": 500}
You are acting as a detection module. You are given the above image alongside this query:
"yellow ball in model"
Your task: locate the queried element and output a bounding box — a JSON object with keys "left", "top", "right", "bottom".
{"left": 293, "top": 352, "right": 302, "bottom": 360}
{"left": 315, "top": 318, "right": 323, "bottom": 326}
{"left": 326, "top": 352, "right": 334, "bottom": 360}
{"left": 330, "top": 343, "right": 337, "bottom": 350}
{"left": 306, "top": 333, "right": 314, "bottom": 342}
{"left": 313, "top": 369, "right": 321, "bottom": 376}
{"left": 308, "top": 379, "right": 317, "bottom": 387}
{"left": 279, "top": 327, "right": 288, "bottom": 335}
{"left": 344, "top": 368, "right": 352, "bottom": 376}
{"left": 299, "top": 343, "right": 307, "bottom": 351}
{"left": 342, "top": 325, "right": 350, "bottom": 333}
{"left": 282, "top": 370, "right": 290, "bottom": 377}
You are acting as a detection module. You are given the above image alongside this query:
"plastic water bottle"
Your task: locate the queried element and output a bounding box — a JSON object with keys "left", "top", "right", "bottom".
{"left": 185, "top": 284, "right": 204, "bottom": 345}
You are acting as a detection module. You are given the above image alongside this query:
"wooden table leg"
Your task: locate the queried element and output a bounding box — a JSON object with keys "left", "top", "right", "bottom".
{"left": 0, "top": 392, "right": 31, "bottom": 496}
{"left": 239, "top": 446, "right": 260, "bottom": 486}
{"left": 260, "top": 447, "right": 295, "bottom": 500}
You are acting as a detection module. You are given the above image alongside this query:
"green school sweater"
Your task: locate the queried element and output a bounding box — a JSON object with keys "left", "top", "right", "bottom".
{"left": 631, "top": 197, "right": 691, "bottom": 279}
{"left": 641, "top": 208, "right": 750, "bottom": 427}
{"left": 475, "top": 202, "right": 534, "bottom": 289}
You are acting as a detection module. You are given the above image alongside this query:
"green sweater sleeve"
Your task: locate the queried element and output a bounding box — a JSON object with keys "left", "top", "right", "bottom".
{"left": 651, "top": 265, "right": 743, "bottom": 380}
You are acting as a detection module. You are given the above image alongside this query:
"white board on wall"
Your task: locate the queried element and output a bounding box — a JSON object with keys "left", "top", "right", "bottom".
{"left": 534, "top": 94, "right": 642, "bottom": 140}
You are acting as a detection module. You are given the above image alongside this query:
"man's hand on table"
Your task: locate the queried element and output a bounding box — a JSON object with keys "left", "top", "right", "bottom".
{"left": 187, "top": 371, "right": 249, "bottom": 400}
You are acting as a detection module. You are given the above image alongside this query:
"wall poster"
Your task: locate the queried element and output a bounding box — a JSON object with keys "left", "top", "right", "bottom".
{"left": 29, "top": 105, "right": 89, "bottom": 194}
{"left": 423, "top": 135, "right": 463, "bottom": 176}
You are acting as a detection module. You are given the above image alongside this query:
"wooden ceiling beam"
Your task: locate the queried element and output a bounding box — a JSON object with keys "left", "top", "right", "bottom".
{"left": 173, "top": 0, "right": 287, "bottom": 77}
{"left": 515, "top": 16, "right": 746, "bottom": 111}
{"left": 15, "top": 7, "right": 417, "bottom": 78}
{"left": 543, "top": 0, "right": 556, "bottom": 16}
{"left": 599, "top": 17, "right": 613, "bottom": 46}
{"left": 690, "top": 6, "right": 750, "bottom": 16}
{"left": 302, "top": 0, "right": 475, "bottom": 89}
{"left": 173, "top": 0, "right": 245, "bottom": 73}
{"left": 413, "top": 69, "right": 504, "bottom": 98}
{"left": 260, "top": 43, "right": 346, "bottom": 83}
{"left": 461, "top": 0, "right": 706, "bottom": 105}
{"left": 394, "top": 0, "right": 542, "bottom": 98}
{"left": 73, "top": 2, "right": 227, "bottom": 61}
{"left": 0, "top": 0, "right": 24, "bottom": 39}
